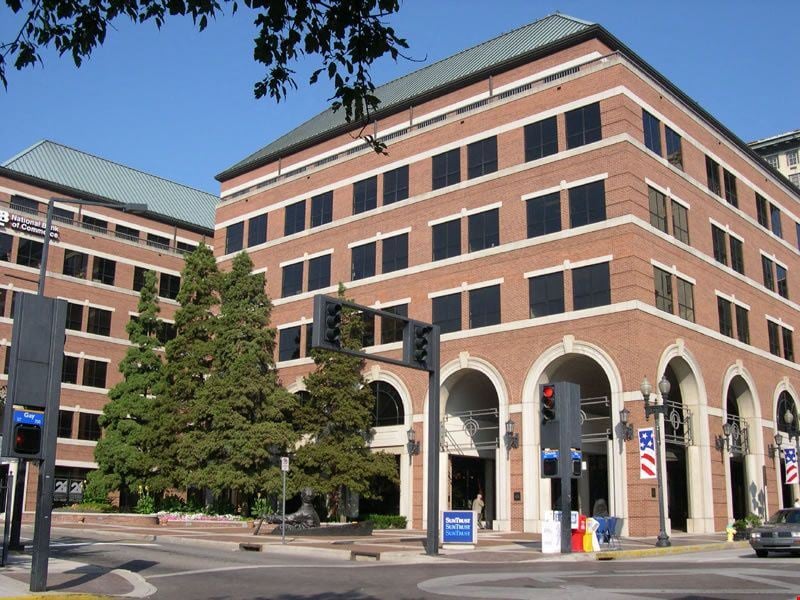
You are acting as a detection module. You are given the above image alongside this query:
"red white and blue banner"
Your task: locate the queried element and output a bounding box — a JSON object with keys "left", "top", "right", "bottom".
{"left": 639, "top": 428, "right": 657, "bottom": 479}
{"left": 785, "top": 447, "right": 798, "bottom": 485}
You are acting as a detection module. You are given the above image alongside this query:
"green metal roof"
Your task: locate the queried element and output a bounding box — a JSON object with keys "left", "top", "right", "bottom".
{"left": 3, "top": 140, "right": 218, "bottom": 231}
{"left": 217, "top": 13, "right": 595, "bottom": 181}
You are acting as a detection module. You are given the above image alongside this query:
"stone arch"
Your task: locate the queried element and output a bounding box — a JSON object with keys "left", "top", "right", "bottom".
{"left": 363, "top": 367, "right": 413, "bottom": 430}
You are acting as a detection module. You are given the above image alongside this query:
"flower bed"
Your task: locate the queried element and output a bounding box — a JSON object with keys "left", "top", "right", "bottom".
{"left": 156, "top": 512, "right": 252, "bottom": 527}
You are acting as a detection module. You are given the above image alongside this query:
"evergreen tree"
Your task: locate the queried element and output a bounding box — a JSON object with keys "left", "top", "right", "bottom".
{"left": 155, "top": 243, "right": 219, "bottom": 489}
{"left": 180, "top": 252, "right": 297, "bottom": 507}
{"left": 92, "top": 269, "right": 163, "bottom": 503}
{"left": 294, "top": 284, "right": 397, "bottom": 520}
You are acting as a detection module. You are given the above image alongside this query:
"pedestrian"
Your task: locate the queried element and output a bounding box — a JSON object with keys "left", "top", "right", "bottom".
{"left": 472, "top": 493, "right": 485, "bottom": 529}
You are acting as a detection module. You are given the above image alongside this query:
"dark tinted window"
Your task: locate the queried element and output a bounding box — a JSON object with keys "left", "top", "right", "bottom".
{"left": 58, "top": 410, "right": 73, "bottom": 437}
{"left": 82, "top": 360, "right": 108, "bottom": 388}
{"left": 380, "top": 304, "right": 407, "bottom": 344}
{"left": 147, "top": 233, "right": 170, "bottom": 250}
{"left": 572, "top": 262, "right": 610, "bottom": 310}
{"left": 16, "top": 238, "right": 42, "bottom": 268}
{"left": 432, "top": 293, "right": 461, "bottom": 334}
{"left": 642, "top": 110, "right": 661, "bottom": 155}
{"left": 526, "top": 192, "right": 561, "bottom": 238}
{"left": 529, "top": 271, "right": 564, "bottom": 317}
{"left": 61, "top": 356, "right": 78, "bottom": 384}
{"left": 361, "top": 313, "right": 375, "bottom": 348}
{"left": 382, "top": 233, "right": 408, "bottom": 273}
{"left": 133, "top": 266, "right": 149, "bottom": 292}
{"left": 524, "top": 116, "right": 558, "bottom": 161}
{"left": 723, "top": 169, "right": 738, "bottom": 208}
{"left": 569, "top": 180, "right": 606, "bottom": 227}
{"left": 0, "top": 233, "right": 11, "bottom": 261}
{"left": 10, "top": 195, "right": 39, "bottom": 215}
{"left": 672, "top": 201, "right": 690, "bottom": 245}
{"left": 730, "top": 237, "right": 744, "bottom": 275}
{"left": 77, "top": 413, "right": 101, "bottom": 441}
{"left": 648, "top": 187, "right": 667, "bottom": 233}
{"left": 65, "top": 303, "right": 83, "bottom": 331}
{"left": 281, "top": 262, "right": 304, "bottom": 297}
{"left": 717, "top": 297, "right": 733, "bottom": 337}
{"left": 115, "top": 225, "right": 140, "bottom": 241}
{"left": 284, "top": 200, "right": 306, "bottom": 236}
{"left": 467, "top": 136, "right": 498, "bottom": 179}
{"left": 383, "top": 166, "right": 409, "bottom": 205}
{"left": 278, "top": 326, "right": 302, "bottom": 362}
{"left": 565, "top": 102, "right": 602, "bottom": 149}
{"left": 468, "top": 209, "right": 499, "bottom": 252}
{"left": 311, "top": 191, "right": 333, "bottom": 227}
{"left": 353, "top": 176, "right": 377, "bottom": 214}
{"left": 469, "top": 285, "right": 501, "bottom": 328}
{"left": 756, "top": 194, "right": 769, "bottom": 228}
{"left": 762, "top": 256, "right": 775, "bottom": 291}
{"left": 87, "top": 307, "right": 112, "bottom": 336}
{"left": 770, "top": 205, "right": 783, "bottom": 238}
{"left": 351, "top": 243, "right": 376, "bottom": 280}
{"left": 157, "top": 321, "right": 177, "bottom": 345}
{"left": 248, "top": 214, "right": 268, "bottom": 247}
{"left": 711, "top": 226, "right": 728, "bottom": 265}
{"left": 768, "top": 321, "right": 781, "bottom": 356}
{"left": 736, "top": 305, "right": 749, "bottom": 344}
{"left": 776, "top": 264, "right": 788, "bottom": 299}
{"left": 225, "top": 222, "right": 244, "bottom": 254}
{"left": 370, "top": 381, "right": 404, "bottom": 427}
{"left": 432, "top": 220, "right": 460, "bottom": 261}
{"left": 782, "top": 327, "right": 794, "bottom": 362}
{"left": 91, "top": 257, "right": 116, "bottom": 286}
{"left": 307, "top": 254, "right": 331, "bottom": 291}
{"left": 62, "top": 250, "right": 88, "bottom": 278}
{"left": 52, "top": 207, "right": 74, "bottom": 224}
{"left": 677, "top": 279, "right": 695, "bottom": 322}
{"left": 176, "top": 241, "right": 196, "bottom": 253}
{"left": 665, "top": 126, "right": 683, "bottom": 170}
{"left": 654, "top": 267, "right": 673, "bottom": 313}
{"left": 160, "top": 273, "right": 181, "bottom": 299}
{"left": 432, "top": 149, "right": 460, "bottom": 190}
{"left": 82, "top": 215, "right": 108, "bottom": 233}
{"left": 706, "top": 156, "right": 721, "bottom": 195}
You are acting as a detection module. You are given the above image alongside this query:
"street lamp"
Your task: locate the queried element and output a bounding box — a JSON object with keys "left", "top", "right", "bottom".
{"left": 641, "top": 375, "right": 672, "bottom": 548}
{"left": 503, "top": 419, "right": 519, "bottom": 453}
{"left": 715, "top": 422, "right": 732, "bottom": 452}
{"left": 768, "top": 432, "right": 785, "bottom": 459}
{"left": 619, "top": 407, "right": 633, "bottom": 441}
{"left": 406, "top": 428, "right": 420, "bottom": 456}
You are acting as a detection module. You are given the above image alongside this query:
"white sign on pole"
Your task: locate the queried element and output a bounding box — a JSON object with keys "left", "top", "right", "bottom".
{"left": 280, "top": 456, "right": 289, "bottom": 472}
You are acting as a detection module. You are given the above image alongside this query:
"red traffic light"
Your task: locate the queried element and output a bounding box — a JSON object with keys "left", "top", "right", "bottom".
{"left": 13, "top": 423, "right": 42, "bottom": 455}
{"left": 541, "top": 384, "right": 556, "bottom": 422}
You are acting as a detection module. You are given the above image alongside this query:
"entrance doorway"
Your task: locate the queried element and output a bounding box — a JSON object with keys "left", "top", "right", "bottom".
{"left": 450, "top": 456, "right": 494, "bottom": 518}
{"left": 666, "top": 447, "right": 688, "bottom": 530}
{"left": 730, "top": 455, "right": 747, "bottom": 520}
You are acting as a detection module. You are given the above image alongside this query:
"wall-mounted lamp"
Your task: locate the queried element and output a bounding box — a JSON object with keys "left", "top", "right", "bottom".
{"left": 715, "top": 422, "right": 732, "bottom": 452}
{"left": 406, "top": 428, "right": 420, "bottom": 456}
{"left": 619, "top": 407, "right": 633, "bottom": 441}
{"left": 503, "top": 419, "right": 519, "bottom": 451}
{"left": 767, "top": 431, "right": 784, "bottom": 459}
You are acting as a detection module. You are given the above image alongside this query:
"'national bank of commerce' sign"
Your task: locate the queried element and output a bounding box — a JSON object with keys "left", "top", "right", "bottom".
{"left": 0, "top": 210, "right": 60, "bottom": 240}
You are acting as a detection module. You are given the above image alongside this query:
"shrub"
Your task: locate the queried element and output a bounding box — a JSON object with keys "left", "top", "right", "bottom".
{"left": 362, "top": 514, "right": 406, "bottom": 529}
{"left": 252, "top": 495, "right": 270, "bottom": 517}
{"left": 159, "top": 494, "right": 187, "bottom": 513}
{"left": 82, "top": 472, "right": 112, "bottom": 504}
{"left": 135, "top": 489, "right": 156, "bottom": 514}
{"left": 56, "top": 502, "right": 116, "bottom": 513}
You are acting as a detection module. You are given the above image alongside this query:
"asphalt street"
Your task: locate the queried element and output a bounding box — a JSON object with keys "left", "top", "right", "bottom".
{"left": 41, "top": 532, "right": 800, "bottom": 600}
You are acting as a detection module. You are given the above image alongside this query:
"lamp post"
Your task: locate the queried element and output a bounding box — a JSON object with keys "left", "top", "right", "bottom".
{"left": 406, "top": 428, "right": 420, "bottom": 456}
{"left": 619, "top": 407, "right": 633, "bottom": 441}
{"left": 503, "top": 419, "right": 519, "bottom": 457}
{"left": 641, "top": 375, "right": 671, "bottom": 548}
{"left": 767, "top": 432, "right": 784, "bottom": 459}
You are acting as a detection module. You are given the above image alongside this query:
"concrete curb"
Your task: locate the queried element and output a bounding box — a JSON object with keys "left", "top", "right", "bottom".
{"left": 595, "top": 540, "right": 750, "bottom": 560}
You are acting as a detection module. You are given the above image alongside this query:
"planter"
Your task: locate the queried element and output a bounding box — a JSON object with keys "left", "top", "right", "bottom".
{"left": 34, "top": 512, "right": 160, "bottom": 526}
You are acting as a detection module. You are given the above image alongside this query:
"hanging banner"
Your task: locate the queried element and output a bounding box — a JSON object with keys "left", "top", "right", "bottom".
{"left": 638, "top": 428, "right": 656, "bottom": 479}
{"left": 785, "top": 447, "right": 797, "bottom": 485}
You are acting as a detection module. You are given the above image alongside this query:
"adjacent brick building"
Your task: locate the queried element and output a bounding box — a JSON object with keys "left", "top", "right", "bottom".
{"left": 214, "top": 13, "right": 800, "bottom": 535}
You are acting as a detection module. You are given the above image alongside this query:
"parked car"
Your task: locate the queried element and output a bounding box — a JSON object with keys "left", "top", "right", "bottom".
{"left": 749, "top": 508, "right": 800, "bottom": 557}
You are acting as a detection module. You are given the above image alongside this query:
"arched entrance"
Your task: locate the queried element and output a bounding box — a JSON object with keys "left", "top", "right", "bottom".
{"left": 776, "top": 391, "right": 799, "bottom": 508}
{"left": 723, "top": 375, "right": 761, "bottom": 520}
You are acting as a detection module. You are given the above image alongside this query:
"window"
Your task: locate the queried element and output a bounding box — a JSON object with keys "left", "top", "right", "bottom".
{"left": 432, "top": 219, "right": 460, "bottom": 261}
{"left": 82, "top": 215, "right": 108, "bottom": 233}
{"left": 87, "top": 307, "right": 112, "bottom": 336}
{"left": 654, "top": 267, "right": 673, "bottom": 313}
{"left": 52, "top": 207, "right": 74, "bottom": 224}
{"left": 787, "top": 150, "right": 799, "bottom": 167}
{"left": 370, "top": 381, "right": 404, "bottom": 427}
{"left": 281, "top": 262, "right": 303, "bottom": 297}
{"left": 157, "top": 322, "right": 177, "bottom": 345}
{"left": 361, "top": 313, "right": 375, "bottom": 348}
{"left": 248, "top": 214, "right": 268, "bottom": 247}
{"left": 469, "top": 285, "right": 500, "bottom": 328}
{"left": 159, "top": 274, "right": 181, "bottom": 300}
{"left": 756, "top": 194, "right": 769, "bottom": 228}
{"left": 77, "top": 413, "right": 101, "bottom": 441}
{"left": 62, "top": 250, "right": 88, "bottom": 278}
{"left": 526, "top": 192, "right": 561, "bottom": 238}
{"left": 351, "top": 243, "right": 376, "bottom": 280}
{"left": 10, "top": 195, "right": 39, "bottom": 215}
{"left": 706, "top": 156, "right": 721, "bottom": 196}
{"left": 310, "top": 191, "right": 333, "bottom": 227}
{"left": 468, "top": 208, "right": 499, "bottom": 252}
{"left": 770, "top": 205, "right": 783, "bottom": 238}
{"left": 717, "top": 297, "right": 733, "bottom": 337}
{"left": 766, "top": 155, "right": 779, "bottom": 169}
{"left": 648, "top": 187, "right": 667, "bottom": 233}
{"left": 791, "top": 173, "right": 800, "bottom": 188}
{"left": 677, "top": 279, "right": 695, "bottom": 322}
{"left": 225, "top": 222, "right": 244, "bottom": 254}
{"left": 783, "top": 327, "right": 794, "bottom": 362}
{"left": 115, "top": 225, "right": 140, "bottom": 241}
{"left": 735, "top": 305, "right": 749, "bottom": 344}
{"left": 432, "top": 148, "right": 460, "bottom": 190}
{"left": 0, "top": 289, "right": 5, "bottom": 317}
{"left": 524, "top": 116, "right": 558, "bottom": 161}
{"left": 565, "top": 102, "right": 602, "bottom": 149}
{"left": 730, "top": 237, "right": 744, "bottom": 275}
{"left": 176, "top": 241, "right": 197, "bottom": 254}
{"left": 432, "top": 293, "right": 461, "bottom": 334}
{"left": 776, "top": 264, "right": 789, "bottom": 299}
{"left": 467, "top": 136, "right": 498, "bottom": 179}
{"left": 723, "top": 169, "right": 738, "bottom": 207}
{"left": 353, "top": 176, "right": 377, "bottom": 214}
{"left": 16, "top": 238, "right": 42, "bottom": 268}
{"left": 529, "top": 271, "right": 564, "bottom": 317}
{"left": 284, "top": 200, "right": 306, "bottom": 236}
{"left": 278, "top": 326, "right": 301, "bottom": 362}
{"left": 383, "top": 166, "right": 409, "bottom": 205}
{"left": 61, "top": 356, "right": 78, "bottom": 384}
{"left": 133, "top": 266, "right": 149, "bottom": 292}
{"left": 762, "top": 256, "right": 775, "bottom": 291}
{"left": 382, "top": 233, "right": 408, "bottom": 273}
{"left": 642, "top": 110, "right": 661, "bottom": 155}
{"left": 768, "top": 321, "right": 781, "bottom": 356}
{"left": 665, "top": 126, "right": 683, "bottom": 170}
{"left": 711, "top": 225, "right": 728, "bottom": 266}
{"left": 572, "top": 262, "right": 610, "bottom": 310}
{"left": 58, "top": 410, "right": 73, "bottom": 438}
{"left": 65, "top": 303, "right": 83, "bottom": 331}
{"left": 91, "top": 257, "right": 116, "bottom": 286}
{"left": 0, "top": 233, "right": 11, "bottom": 261}
{"left": 380, "top": 304, "right": 407, "bottom": 344}
{"left": 569, "top": 180, "right": 606, "bottom": 227}
{"left": 147, "top": 233, "right": 170, "bottom": 250}
{"left": 305, "top": 324, "right": 313, "bottom": 356}
{"left": 307, "top": 254, "right": 331, "bottom": 291}
{"left": 82, "top": 360, "right": 108, "bottom": 388}
{"left": 671, "top": 201, "right": 690, "bottom": 244}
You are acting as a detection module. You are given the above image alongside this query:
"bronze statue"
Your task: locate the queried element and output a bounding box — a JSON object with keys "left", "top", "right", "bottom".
{"left": 262, "top": 487, "right": 320, "bottom": 530}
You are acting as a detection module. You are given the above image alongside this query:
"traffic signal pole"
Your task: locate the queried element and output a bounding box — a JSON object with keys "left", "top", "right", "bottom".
{"left": 425, "top": 327, "right": 440, "bottom": 556}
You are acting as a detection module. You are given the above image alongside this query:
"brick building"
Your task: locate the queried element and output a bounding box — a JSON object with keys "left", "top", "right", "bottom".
{"left": 213, "top": 13, "right": 800, "bottom": 536}
{"left": 0, "top": 140, "right": 216, "bottom": 509}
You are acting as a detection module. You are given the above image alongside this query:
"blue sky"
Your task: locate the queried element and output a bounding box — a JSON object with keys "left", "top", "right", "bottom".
{"left": 1, "top": 1, "right": 798, "bottom": 194}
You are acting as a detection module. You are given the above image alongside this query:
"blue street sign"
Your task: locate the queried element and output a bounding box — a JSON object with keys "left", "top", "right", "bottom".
{"left": 441, "top": 510, "right": 476, "bottom": 544}
{"left": 542, "top": 448, "right": 559, "bottom": 460}
{"left": 13, "top": 410, "right": 44, "bottom": 427}
{"left": 571, "top": 449, "right": 582, "bottom": 460}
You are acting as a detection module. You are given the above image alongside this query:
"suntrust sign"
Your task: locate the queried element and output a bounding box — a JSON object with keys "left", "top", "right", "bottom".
{"left": 0, "top": 210, "right": 60, "bottom": 240}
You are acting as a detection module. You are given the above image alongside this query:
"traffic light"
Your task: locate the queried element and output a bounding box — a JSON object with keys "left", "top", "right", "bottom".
{"left": 13, "top": 423, "right": 41, "bottom": 455}
{"left": 413, "top": 325, "right": 432, "bottom": 366}
{"left": 324, "top": 301, "right": 342, "bottom": 346}
{"left": 541, "top": 384, "right": 557, "bottom": 423}
{"left": 312, "top": 296, "right": 343, "bottom": 351}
